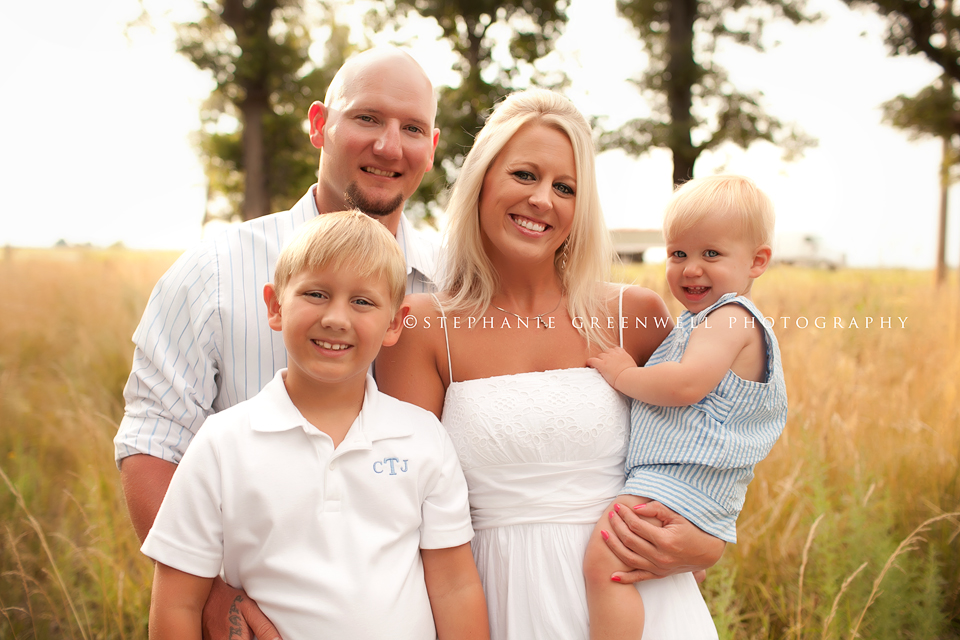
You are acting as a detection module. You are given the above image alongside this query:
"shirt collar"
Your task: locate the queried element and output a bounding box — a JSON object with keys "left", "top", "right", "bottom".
{"left": 303, "top": 184, "right": 439, "bottom": 285}
{"left": 248, "top": 370, "right": 414, "bottom": 442}
{"left": 395, "top": 212, "right": 440, "bottom": 284}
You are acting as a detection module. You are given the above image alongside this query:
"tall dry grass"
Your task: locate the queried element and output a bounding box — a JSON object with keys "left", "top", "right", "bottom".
{"left": 1, "top": 250, "right": 958, "bottom": 638}
{"left": 0, "top": 248, "right": 180, "bottom": 639}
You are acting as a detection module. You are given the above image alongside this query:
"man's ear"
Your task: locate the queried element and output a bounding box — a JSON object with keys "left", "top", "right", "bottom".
{"left": 426, "top": 128, "right": 440, "bottom": 171}
{"left": 381, "top": 303, "right": 410, "bottom": 348}
{"left": 264, "top": 283, "right": 283, "bottom": 331}
{"left": 308, "top": 101, "right": 327, "bottom": 150}
{"left": 750, "top": 245, "right": 772, "bottom": 278}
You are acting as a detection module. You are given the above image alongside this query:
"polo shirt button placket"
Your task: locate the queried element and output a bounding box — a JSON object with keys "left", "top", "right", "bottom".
{"left": 320, "top": 439, "right": 341, "bottom": 513}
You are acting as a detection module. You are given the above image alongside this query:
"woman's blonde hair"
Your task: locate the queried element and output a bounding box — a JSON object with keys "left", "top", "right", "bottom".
{"left": 664, "top": 175, "right": 775, "bottom": 248}
{"left": 441, "top": 88, "right": 616, "bottom": 346}
{"left": 273, "top": 210, "right": 407, "bottom": 312}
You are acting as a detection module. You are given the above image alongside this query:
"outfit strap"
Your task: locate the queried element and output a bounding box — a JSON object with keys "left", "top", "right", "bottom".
{"left": 618, "top": 285, "right": 627, "bottom": 349}
{"left": 431, "top": 294, "right": 454, "bottom": 384}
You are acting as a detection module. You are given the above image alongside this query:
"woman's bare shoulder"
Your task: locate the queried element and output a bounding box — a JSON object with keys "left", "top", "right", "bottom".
{"left": 609, "top": 283, "right": 673, "bottom": 364}
{"left": 600, "top": 282, "right": 670, "bottom": 318}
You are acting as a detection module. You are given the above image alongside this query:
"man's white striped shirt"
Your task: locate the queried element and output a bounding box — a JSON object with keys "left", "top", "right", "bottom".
{"left": 114, "top": 187, "right": 439, "bottom": 466}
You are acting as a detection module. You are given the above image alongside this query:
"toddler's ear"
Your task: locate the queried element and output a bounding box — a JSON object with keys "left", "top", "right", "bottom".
{"left": 382, "top": 303, "right": 410, "bottom": 348}
{"left": 264, "top": 283, "right": 283, "bottom": 332}
{"left": 750, "top": 245, "right": 772, "bottom": 278}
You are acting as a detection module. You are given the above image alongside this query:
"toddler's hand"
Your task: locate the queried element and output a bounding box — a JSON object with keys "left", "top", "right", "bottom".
{"left": 586, "top": 347, "right": 637, "bottom": 389}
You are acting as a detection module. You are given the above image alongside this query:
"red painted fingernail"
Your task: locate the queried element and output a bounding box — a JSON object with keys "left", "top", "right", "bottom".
{"left": 601, "top": 530, "right": 609, "bottom": 541}
{"left": 611, "top": 575, "right": 621, "bottom": 582}
{"left": 634, "top": 504, "right": 646, "bottom": 510}
{"left": 608, "top": 511, "right": 615, "bottom": 518}
{"left": 614, "top": 504, "right": 621, "bottom": 513}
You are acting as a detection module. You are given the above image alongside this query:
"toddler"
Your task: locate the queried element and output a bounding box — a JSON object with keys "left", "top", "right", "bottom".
{"left": 585, "top": 175, "right": 788, "bottom": 639}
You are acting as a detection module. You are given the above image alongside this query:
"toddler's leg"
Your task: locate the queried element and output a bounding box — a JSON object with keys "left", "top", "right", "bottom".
{"left": 584, "top": 495, "right": 659, "bottom": 640}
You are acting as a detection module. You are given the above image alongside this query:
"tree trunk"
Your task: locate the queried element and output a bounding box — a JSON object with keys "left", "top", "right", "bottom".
{"left": 221, "top": 0, "right": 275, "bottom": 221}
{"left": 241, "top": 97, "right": 270, "bottom": 220}
{"left": 937, "top": 136, "right": 948, "bottom": 285}
{"left": 667, "top": 0, "right": 699, "bottom": 184}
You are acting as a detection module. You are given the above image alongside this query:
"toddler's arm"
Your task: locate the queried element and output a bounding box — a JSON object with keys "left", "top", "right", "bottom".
{"left": 149, "top": 562, "right": 214, "bottom": 640}
{"left": 422, "top": 543, "right": 490, "bottom": 639}
{"left": 588, "top": 304, "right": 759, "bottom": 406}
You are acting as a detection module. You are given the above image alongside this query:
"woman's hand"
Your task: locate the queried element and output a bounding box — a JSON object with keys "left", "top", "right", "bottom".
{"left": 602, "top": 501, "right": 725, "bottom": 583}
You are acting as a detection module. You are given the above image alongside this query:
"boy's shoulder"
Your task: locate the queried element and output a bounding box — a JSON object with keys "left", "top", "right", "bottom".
{"left": 369, "top": 388, "right": 444, "bottom": 433}
{"left": 197, "top": 373, "right": 292, "bottom": 440}
{"left": 365, "top": 388, "right": 455, "bottom": 453}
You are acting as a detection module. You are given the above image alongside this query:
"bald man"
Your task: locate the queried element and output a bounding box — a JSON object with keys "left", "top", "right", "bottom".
{"left": 115, "top": 48, "right": 442, "bottom": 639}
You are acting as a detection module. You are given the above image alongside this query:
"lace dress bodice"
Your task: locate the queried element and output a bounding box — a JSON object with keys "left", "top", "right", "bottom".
{"left": 442, "top": 368, "right": 630, "bottom": 530}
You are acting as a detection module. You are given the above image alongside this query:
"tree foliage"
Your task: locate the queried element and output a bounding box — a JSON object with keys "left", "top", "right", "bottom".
{"left": 176, "top": 1, "right": 355, "bottom": 221}
{"left": 155, "top": 0, "right": 570, "bottom": 223}
{"left": 375, "top": 0, "right": 571, "bottom": 220}
{"left": 601, "top": 0, "right": 817, "bottom": 184}
{"left": 881, "top": 76, "right": 960, "bottom": 284}
{"left": 882, "top": 76, "right": 960, "bottom": 141}
{"left": 841, "top": 0, "right": 960, "bottom": 283}
{"left": 842, "top": 0, "right": 960, "bottom": 82}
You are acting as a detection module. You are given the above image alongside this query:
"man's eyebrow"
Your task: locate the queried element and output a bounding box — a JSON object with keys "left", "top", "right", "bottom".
{"left": 344, "top": 106, "right": 431, "bottom": 129}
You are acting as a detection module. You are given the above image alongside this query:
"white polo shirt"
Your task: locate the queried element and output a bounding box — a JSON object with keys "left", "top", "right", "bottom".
{"left": 142, "top": 371, "right": 473, "bottom": 639}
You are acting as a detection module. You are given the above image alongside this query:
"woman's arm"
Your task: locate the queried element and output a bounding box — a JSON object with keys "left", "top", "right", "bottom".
{"left": 376, "top": 294, "right": 446, "bottom": 418}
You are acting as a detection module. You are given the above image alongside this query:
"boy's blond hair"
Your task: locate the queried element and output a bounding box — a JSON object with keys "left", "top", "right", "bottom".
{"left": 664, "top": 175, "right": 775, "bottom": 249}
{"left": 273, "top": 210, "right": 407, "bottom": 312}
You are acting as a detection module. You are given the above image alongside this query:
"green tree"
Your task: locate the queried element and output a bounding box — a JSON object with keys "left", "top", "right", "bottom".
{"left": 601, "top": 0, "right": 817, "bottom": 184}
{"left": 841, "top": 0, "right": 960, "bottom": 82}
{"left": 882, "top": 77, "right": 960, "bottom": 284}
{"left": 377, "top": 0, "right": 571, "bottom": 221}
{"left": 840, "top": 0, "right": 960, "bottom": 284}
{"left": 175, "top": 1, "right": 356, "bottom": 222}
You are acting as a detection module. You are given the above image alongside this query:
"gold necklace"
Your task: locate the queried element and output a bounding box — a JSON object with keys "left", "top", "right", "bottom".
{"left": 491, "top": 295, "right": 563, "bottom": 329}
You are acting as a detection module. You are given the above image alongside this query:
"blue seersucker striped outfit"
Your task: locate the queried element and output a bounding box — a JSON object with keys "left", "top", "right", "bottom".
{"left": 622, "top": 292, "right": 788, "bottom": 543}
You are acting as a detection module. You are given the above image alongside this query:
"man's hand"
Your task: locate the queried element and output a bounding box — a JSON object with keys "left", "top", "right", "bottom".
{"left": 602, "top": 501, "right": 725, "bottom": 584}
{"left": 202, "top": 577, "right": 281, "bottom": 640}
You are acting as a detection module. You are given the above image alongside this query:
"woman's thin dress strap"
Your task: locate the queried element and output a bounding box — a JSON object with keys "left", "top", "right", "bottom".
{"left": 431, "top": 294, "right": 454, "bottom": 384}
{"left": 618, "top": 285, "right": 626, "bottom": 349}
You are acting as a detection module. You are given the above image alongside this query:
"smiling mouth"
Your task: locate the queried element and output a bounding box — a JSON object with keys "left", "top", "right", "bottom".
{"left": 683, "top": 286, "right": 711, "bottom": 297}
{"left": 363, "top": 167, "right": 399, "bottom": 178}
{"left": 313, "top": 340, "right": 351, "bottom": 351}
{"left": 511, "top": 215, "right": 548, "bottom": 233}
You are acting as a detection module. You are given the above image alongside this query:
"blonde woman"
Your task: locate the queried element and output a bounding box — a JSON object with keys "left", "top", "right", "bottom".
{"left": 378, "top": 89, "right": 720, "bottom": 639}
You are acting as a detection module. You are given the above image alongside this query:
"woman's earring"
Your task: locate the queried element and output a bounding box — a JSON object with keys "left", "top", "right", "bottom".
{"left": 560, "top": 240, "right": 569, "bottom": 270}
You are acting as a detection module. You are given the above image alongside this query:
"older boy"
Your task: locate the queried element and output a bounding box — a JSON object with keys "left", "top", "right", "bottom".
{"left": 142, "top": 211, "right": 488, "bottom": 639}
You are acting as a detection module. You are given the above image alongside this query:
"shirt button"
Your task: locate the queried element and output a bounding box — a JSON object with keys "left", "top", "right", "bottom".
{"left": 329, "top": 460, "right": 337, "bottom": 471}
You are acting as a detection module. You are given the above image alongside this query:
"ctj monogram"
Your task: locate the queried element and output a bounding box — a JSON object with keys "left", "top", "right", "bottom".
{"left": 373, "top": 457, "right": 409, "bottom": 475}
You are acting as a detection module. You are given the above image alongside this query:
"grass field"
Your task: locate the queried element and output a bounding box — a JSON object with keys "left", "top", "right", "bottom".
{"left": 1, "top": 247, "right": 958, "bottom": 639}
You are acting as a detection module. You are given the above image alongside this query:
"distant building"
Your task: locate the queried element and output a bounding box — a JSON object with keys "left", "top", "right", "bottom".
{"left": 773, "top": 233, "right": 846, "bottom": 270}
{"left": 610, "top": 228, "right": 664, "bottom": 263}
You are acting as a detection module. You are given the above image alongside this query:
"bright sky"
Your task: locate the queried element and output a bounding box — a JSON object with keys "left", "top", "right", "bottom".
{"left": 0, "top": 0, "right": 956, "bottom": 268}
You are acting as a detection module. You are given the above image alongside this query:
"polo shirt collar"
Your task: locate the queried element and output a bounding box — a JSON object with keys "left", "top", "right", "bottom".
{"left": 248, "top": 370, "right": 414, "bottom": 443}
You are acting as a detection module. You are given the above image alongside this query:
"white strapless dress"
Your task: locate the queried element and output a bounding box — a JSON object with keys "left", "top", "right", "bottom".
{"left": 442, "top": 367, "right": 718, "bottom": 640}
